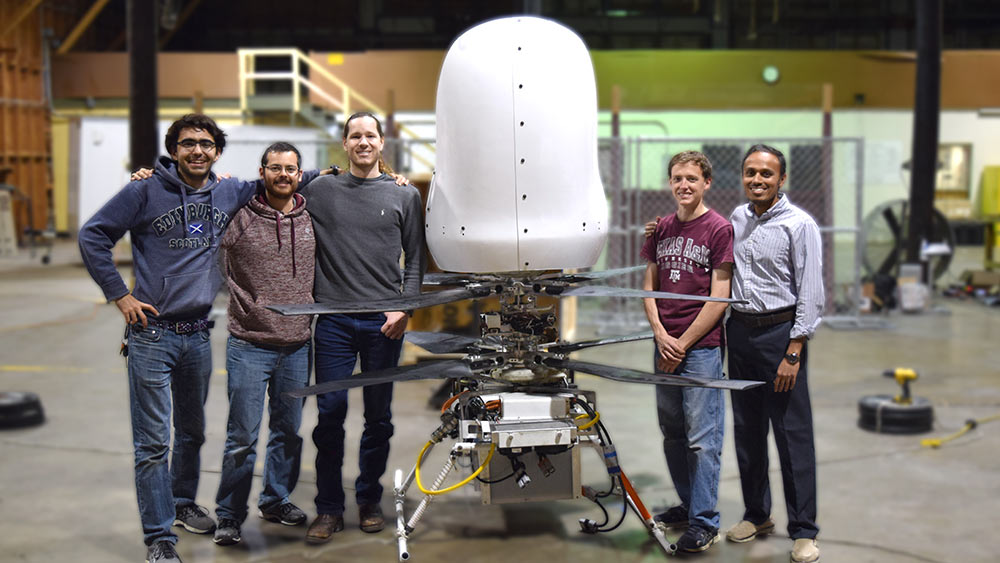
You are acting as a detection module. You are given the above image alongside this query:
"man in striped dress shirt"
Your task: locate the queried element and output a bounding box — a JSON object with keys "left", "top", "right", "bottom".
{"left": 724, "top": 144, "right": 824, "bottom": 563}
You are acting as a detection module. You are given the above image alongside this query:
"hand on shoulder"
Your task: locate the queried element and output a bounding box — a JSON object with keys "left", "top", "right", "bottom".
{"left": 390, "top": 172, "right": 409, "bottom": 186}
{"left": 130, "top": 168, "right": 154, "bottom": 182}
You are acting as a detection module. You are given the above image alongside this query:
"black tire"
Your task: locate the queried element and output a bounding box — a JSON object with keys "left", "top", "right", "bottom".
{"left": 857, "top": 394, "right": 933, "bottom": 434}
{"left": 0, "top": 391, "right": 46, "bottom": 429}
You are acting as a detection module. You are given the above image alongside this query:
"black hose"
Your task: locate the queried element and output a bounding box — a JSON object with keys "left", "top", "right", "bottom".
{"left": 598, "top": 476, "right": 629, "bottom": 533}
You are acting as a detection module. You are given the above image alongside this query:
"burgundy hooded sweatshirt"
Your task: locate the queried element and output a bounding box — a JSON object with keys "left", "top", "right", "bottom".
{"left": 219, "top": 193, "right": 315, "bottom": 346}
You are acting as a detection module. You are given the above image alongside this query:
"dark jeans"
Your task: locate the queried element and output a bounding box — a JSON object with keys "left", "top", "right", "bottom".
{"left": 312, "top": 313, "right": 401, "bottom": 516}
{"left": 727, "top": 317, "right": 818, "bottom": 540}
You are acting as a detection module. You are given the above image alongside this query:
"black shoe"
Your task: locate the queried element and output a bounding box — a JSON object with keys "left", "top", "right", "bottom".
{"left": 653, "top": 505, "right": 689, "bottom": 529}
{"left": 213, "top": 518, "right": 242, "bottom": 546}
{"left": 259, "top": 501, "right": 307, "bottom": 526}
{"left": 173, "top": 504, "right": 216, "bottom": 534}
{"left": 676, "top": 526, "right": 720, "bottom": 553}
{"left": 146, "top": 540, "right": 182, "bottom": 562}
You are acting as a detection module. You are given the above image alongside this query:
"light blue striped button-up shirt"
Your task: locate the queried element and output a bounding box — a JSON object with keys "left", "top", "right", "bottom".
{"left": 729, "top": 193, "right": 824, "bottom": 340}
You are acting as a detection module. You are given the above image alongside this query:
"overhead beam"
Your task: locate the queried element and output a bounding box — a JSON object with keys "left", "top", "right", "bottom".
{"left": 0, "top": 0, "right": 44, "bottom": 39}
{"left": 56, "top": 0, "right": 112, "bottom": 55}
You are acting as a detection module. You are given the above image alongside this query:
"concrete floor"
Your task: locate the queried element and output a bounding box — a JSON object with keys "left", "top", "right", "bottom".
{"left": 1, "top": 242, "right": 998, "bottom": 563}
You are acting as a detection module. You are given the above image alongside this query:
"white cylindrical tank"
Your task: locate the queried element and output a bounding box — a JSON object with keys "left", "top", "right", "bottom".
{"left": 427, "top": 16, "right": 608, "bottom": 273}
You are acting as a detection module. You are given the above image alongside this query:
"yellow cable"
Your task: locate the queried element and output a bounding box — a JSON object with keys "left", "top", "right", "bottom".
{"left": 577, "top": 411, "right": 600, "bottom": 431}
{"left": 415, "top": 441, "right": 497, "bottom": 495}
{"left": 921, "top": 413, "right": 1000, "bottom": 448}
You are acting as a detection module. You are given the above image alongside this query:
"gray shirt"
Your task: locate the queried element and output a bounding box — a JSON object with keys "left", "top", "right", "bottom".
{"left": 730, "top": 193, "right": 824, "bottom": 340}
{"left": 301, "top": 172, "right": 425, "bottom": 304}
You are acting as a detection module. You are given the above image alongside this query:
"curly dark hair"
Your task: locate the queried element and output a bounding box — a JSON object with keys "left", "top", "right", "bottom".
{"left": 164, "top": 113, "right": 227, "bottom": 154}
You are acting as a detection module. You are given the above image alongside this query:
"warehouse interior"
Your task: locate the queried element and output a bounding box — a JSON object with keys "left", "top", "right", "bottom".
{"left": 1, "top": 1, "right": 999, "bottom": 562}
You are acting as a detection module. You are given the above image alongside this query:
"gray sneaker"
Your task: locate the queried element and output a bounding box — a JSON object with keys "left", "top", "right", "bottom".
{"left": 174, "top": 504, "right": 216, "bottom": 534}
{"left": 259, "top": 501, "right": 307, "bottom": 526}
{"left": 213, "top": 518, "right": 242, "bottom": 546}
{"left": 146, "top": 540, "right": 182, "bottom": 562}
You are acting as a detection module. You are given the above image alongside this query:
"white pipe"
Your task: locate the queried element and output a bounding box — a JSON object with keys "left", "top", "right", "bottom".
{"left": 397, "top": 535, "right": 410, "bottom": 561}
{"left": 393, "top": 469, "right": 410, "bottom": 561}
{"left": 651, "top": 524, "right": 678, "bottom": 556}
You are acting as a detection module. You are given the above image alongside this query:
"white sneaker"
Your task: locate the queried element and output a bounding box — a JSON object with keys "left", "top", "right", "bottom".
{"left": 725, "top": 518, "right": 775, "bottom": 543}
{"left": 791, "top": 538, "right": 820, "bottom": 562}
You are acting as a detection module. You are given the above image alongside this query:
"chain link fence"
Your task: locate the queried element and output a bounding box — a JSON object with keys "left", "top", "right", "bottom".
{"left": 595, "top": 136, "right": 865, "bottom": 330}
{"left": 225, "top": 135, "right": 865, "bottom": 330}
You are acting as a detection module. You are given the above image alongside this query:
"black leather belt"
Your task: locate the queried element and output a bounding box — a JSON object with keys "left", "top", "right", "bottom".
{"left": 731, "top": 307, "right": 796, "bottom": 329}
{"left": 144, "top": 318, "right": 214, "bottom": 334}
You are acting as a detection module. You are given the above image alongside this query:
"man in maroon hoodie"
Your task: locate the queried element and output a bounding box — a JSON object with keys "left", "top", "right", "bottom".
{"left": 211, "top": 142, "right": 315, "bottom": 546}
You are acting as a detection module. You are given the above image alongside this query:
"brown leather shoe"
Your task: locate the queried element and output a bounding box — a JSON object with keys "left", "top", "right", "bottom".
{"left": 305, "top": 513, "right": 343, "bottom": 544}
{"left": 359, "top": 503, "right": 384, "bottom": 533}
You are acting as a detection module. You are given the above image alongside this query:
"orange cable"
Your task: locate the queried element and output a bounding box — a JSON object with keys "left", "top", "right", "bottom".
{"left": 440, "top": 389, "right": 468, "bottom": 414}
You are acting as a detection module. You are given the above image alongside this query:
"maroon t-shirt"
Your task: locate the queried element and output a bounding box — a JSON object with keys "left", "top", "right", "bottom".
{"left": 640, "top": 208, "right": 734, "bottom": 349}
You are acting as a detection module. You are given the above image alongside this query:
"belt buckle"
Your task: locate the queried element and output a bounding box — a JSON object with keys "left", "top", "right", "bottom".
{"left": 175, "top": 321, "right": 193, "bottom": 334}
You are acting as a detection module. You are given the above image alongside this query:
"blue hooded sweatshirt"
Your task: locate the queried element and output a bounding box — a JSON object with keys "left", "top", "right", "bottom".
{"left": 79, "top": 156, "right": 319, "bottom": 321}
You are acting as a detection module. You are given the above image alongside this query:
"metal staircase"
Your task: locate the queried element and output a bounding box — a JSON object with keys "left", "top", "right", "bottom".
{"left": 237, "top": 47, "right": 429, "bottom": 145}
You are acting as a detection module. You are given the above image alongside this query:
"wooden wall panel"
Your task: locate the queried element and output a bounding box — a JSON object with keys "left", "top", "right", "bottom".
{"left": 0, "top": 0, "right": 52, "bottom": 240}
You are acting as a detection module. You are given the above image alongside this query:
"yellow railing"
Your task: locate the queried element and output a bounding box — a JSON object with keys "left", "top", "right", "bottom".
{"left": 237, "top": 47, "right": 428, "bottom": 144}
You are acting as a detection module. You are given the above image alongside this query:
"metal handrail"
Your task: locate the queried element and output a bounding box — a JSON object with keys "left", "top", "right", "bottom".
{"left": 293, "top": 50, "right": 384, "bottom": 117}
{"left": 238, "top": 47, "right": 436, "bottom": 169}
{"left": 238, "top": 48, "right": 376, "bottom": 122}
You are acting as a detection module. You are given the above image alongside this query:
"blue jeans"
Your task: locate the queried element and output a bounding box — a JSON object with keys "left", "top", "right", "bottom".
{"left": 654, "top": 346, "right": 725, "bottom": 531}
{"left": 313, "top": 313, "right": 401, "bottom": 516}
{"left": 215, "top": 335, "right": 310, "bottom": 522}
{"left": 127, "top": 324, "right": 212, "bottom": 546}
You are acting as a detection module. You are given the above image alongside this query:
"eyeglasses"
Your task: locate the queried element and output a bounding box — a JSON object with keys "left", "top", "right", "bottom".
{"left": 177, "top": 139, "right": 216, "bottom": 151}
{"left": 265, "top": 164, "right": 300, "bottom": 175}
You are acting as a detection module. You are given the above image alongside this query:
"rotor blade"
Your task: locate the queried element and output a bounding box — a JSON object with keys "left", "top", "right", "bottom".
{"left": 543, "top": 265, "right": 646, "bottom": 283}
{"left": 405, "top": 331, "right": 482, "bottom": 354}
{"left": 876, "top": 245, "right": 900, "bottom": 276}
{"left": 882, "top": 205, "right": 904, "bottom": 240}
{"left": 876, "top": 206, "right": 904, "bottom": 275}
{"left": 547, "top": 331, "right": 654, "bottom": 354}
{"left": 268, "top": 286, "right": 489, "bottom": 316}
{"left": 561, "top": 285, "right": 746, "bottom": 304}
{"left": 286, "top": 359, "right": 478, "bottom": 397}
{"left": 542, "top": 357, "right": 764, "bottom": 391}
{"left": 422, "top": 272, "right": 475, "bottom": 286}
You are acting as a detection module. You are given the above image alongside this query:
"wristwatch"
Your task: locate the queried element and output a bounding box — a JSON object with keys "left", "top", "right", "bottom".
{"left": 784, "top": 352, "right": 800, "bottom": 365}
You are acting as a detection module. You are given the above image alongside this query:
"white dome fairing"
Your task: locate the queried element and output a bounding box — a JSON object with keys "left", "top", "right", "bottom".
{"left": 427, "top": 16, "right": 608, "bottom": 273}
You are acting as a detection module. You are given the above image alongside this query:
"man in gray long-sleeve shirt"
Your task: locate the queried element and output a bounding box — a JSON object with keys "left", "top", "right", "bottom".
{"left": 299, "top": 111, "right": 425, "bottom": 543}
{"left": 724, "top": 144, "right": 823, "bottom": 563}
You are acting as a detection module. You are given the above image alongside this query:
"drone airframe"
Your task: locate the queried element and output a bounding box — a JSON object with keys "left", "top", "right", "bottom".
{"left": 271, "top": 16, "right": 762, "bottom": 560}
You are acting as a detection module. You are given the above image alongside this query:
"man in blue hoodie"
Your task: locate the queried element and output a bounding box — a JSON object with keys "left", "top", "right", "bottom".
{"left": 78, "top": 114, "right": 330, "bottom": 563}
